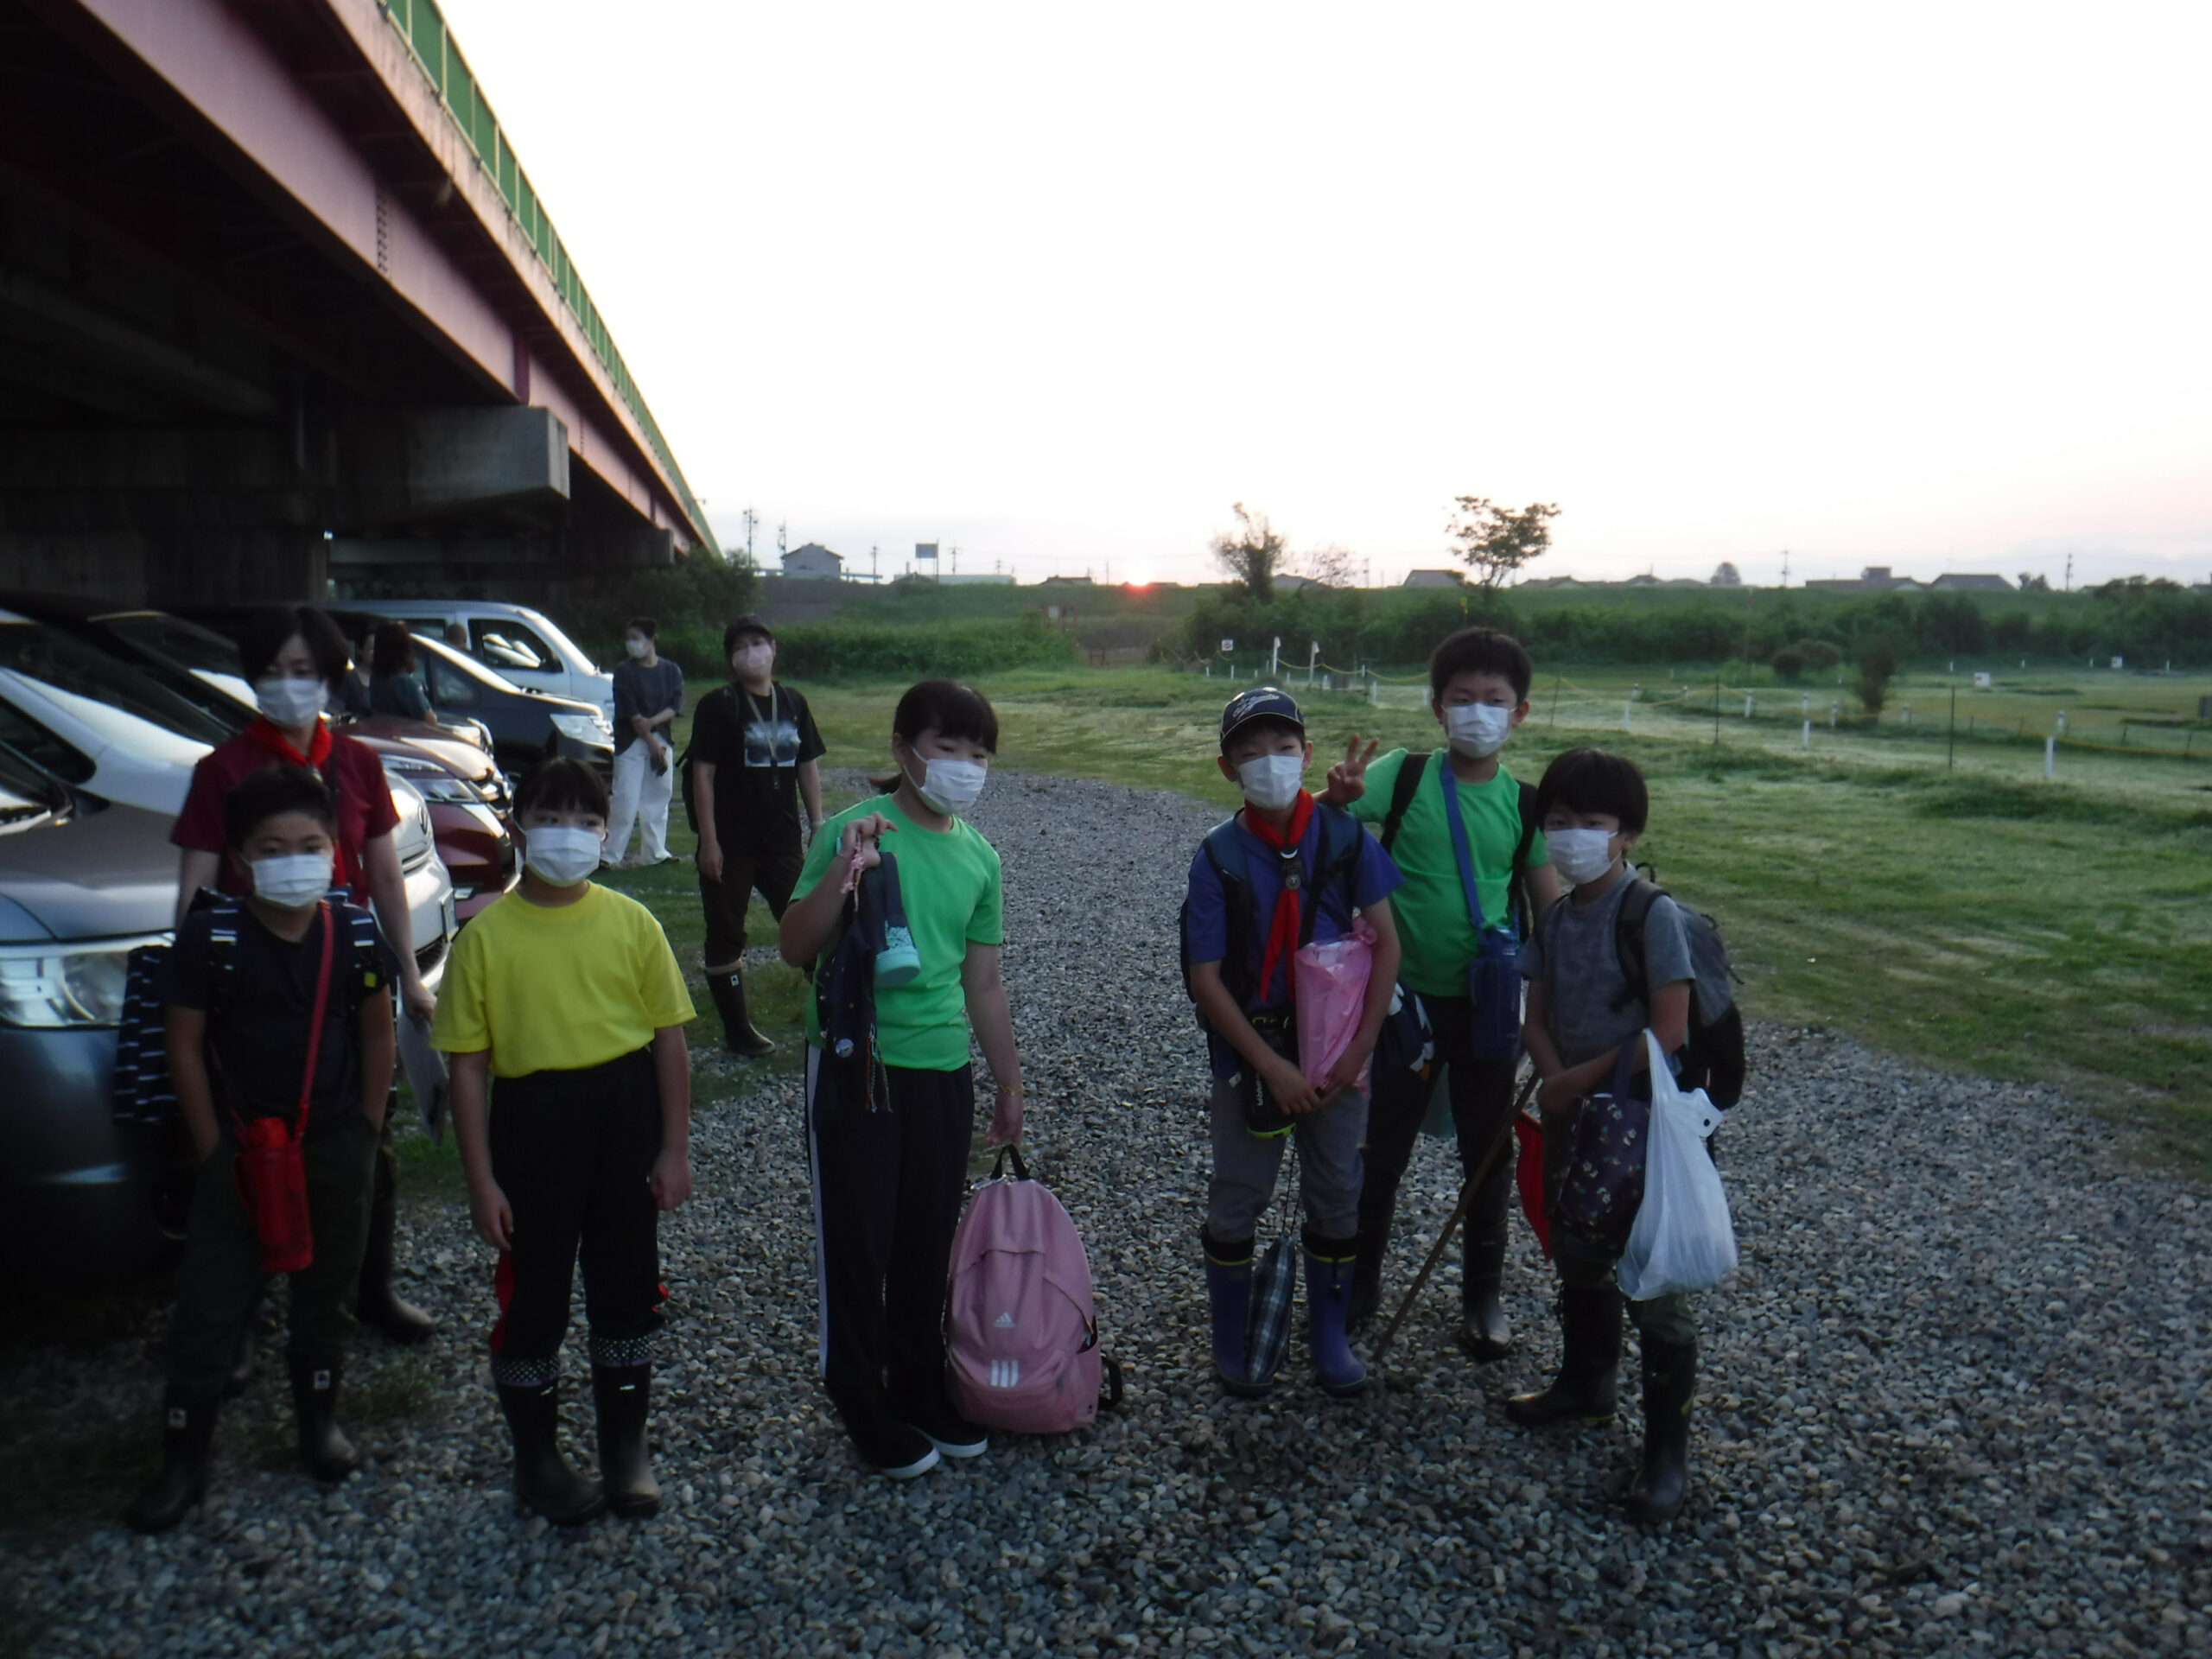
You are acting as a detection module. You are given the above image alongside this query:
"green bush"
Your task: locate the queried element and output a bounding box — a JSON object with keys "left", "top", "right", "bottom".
{"left": 771, "top": 617, "right": 1077, "bottom": 680}
{"left": 1770, "top": 648, "right": 1806, "bottom": 681}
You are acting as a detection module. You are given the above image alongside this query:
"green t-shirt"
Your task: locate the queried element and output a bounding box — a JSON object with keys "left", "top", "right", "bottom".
{"left": 1349, "top": 747, "right": 1548, "bottom": 999}
{"left": 795, "top": 794, "right": 1005, "bottom": 1071}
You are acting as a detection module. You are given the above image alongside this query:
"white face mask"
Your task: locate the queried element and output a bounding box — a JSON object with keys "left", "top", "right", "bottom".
{"left": 523, "top": 824, "right": 604, "bottom": 886}
{"left": 250, "top": 851, "right": 332, "bottom": 909}
{"left": 1444, "top": 701, "right": 1514, "bottom": 759}
{"left": 1236, "top": 753, "right": 1305, "bottom": 811}
{"left": 733, "top": 644, "right": 774, "bottom": 679}
{"left": 255, "top": 676, "right": 327, "bottom": 728}
{"left": 624, "top": 636, "right": 650, "bottom": 658}
{"left": 908, "top": 755, "right": 988, "bottom": 816}
{"left": 1546, "top": 826, "right": 1618, "bottom": 886}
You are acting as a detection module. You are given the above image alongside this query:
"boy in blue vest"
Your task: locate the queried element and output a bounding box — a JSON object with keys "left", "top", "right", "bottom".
{"left": 1185, "top": 688, "right": 1402, "bottom": 1397}
{"left": 1321, "top": 627, "right": 1559, "bottom": 1359}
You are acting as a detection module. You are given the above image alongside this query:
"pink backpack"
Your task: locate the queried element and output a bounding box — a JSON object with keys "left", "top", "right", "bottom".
{"left": 946, "top": 1147, "right": 1122, "bottom": 1434}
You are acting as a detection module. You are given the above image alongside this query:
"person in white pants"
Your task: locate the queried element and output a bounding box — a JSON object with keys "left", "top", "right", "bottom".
{"left": 607, "top": 618, "right": 684, "bottom": 868}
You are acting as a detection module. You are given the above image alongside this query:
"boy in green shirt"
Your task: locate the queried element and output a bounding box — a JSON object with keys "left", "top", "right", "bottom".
{"left": 1321, "top": 627, "right": 1558, "bottom": 1357}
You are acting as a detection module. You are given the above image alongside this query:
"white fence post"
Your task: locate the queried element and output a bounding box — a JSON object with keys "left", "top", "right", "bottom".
{"left": 1802, "top": 720, "right": 1812, "bottom": 748}
{"left": 2044, "top": 736, "right": 2056, "bottom": 779}
{"left": 1623, "top": 700, "right": 1634, "bottom": 731}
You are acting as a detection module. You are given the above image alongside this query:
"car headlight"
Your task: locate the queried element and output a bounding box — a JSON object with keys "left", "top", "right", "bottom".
{"left": 0, "top": 938, "right": 162, "bottom": 1028}
{"left": 550, "top": 712, "right": 607, "bottom": 746}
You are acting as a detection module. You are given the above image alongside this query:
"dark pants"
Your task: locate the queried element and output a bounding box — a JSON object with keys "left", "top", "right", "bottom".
{"left": 165, "top": 1115, "right": 379, "bottom": 1402}
{"left": 1359, "top": 994, "right": 1519, "bottom": 1298}
{"left": 805, "top": 1047, "right": 973, "bottom": 1407}
{"left": 486, "top": 1048, "right": 663, "bottom": 1386}
{"left": 1541, "top": 1108, "right": 1700, "bottom": 1345}
{"left": 701, "top": 836, "right": 804, "bottom": 975}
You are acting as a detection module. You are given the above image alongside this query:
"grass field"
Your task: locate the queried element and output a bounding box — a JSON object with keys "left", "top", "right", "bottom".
{"left": 594, "top": 664, "right": 2209, "bottom": 1179}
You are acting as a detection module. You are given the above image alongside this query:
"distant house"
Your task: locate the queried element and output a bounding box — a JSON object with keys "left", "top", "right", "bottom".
{"left": 1273, "top": 574, "right": 1325, "bottom": 592}
{"left": 781, "top": 542, "right": 843, "bottom": 581}
{"left": 1517, "top": 575, "right": 1581, "bottom": 588}
{"left": 1624, "top": 573, "right": 1661, "bottom": 587}
{"left": 1039, "top": 574, "right": 1094, "bottom": 587}
{"left": 1930, "top": 573, "right": 2013, "bottom": 591}
{"left": 1402, "top": 569, "right": 1465, "bottom": 588}
{"left": 1802, "top": 565, "right": 1930, "bottom": 594}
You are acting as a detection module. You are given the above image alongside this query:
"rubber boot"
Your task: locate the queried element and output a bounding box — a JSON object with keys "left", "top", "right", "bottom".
{"left": 289, "top": 1359, "right": 359, "bottom": 1483}
{"left": 1302, "top": 1230, "right": 1368, "bottom": 1399}
{"left": 1201, "top": 1231, "right": 1270, "bottom": 1398}
{"left": 1624, "top": 1333, "right": 1696, "bottom": 1523}
{"left": 1459, "top": 1167, "right": 1515, "bottom": 1361}
{"left": 1504, "top": 1282, "right": 1623, "bottom": 1427}
{"left": 495, "top": 1381, "right": 607, "bottom": 1525}
{"left": 124, "top": 1389, "right": 219, "bottom": 1534}
{"left": 1345, "top": 1202, "right": 1394, "bottom": 1338}
{"left": 357, "top": 1145, "right": 436, "bottom": 1344}
{"left": 707, "top": 971, "right": 774, "bottom": 1058}
{"left": 592, "top": 1365, "right": 661, "bottom": 1519}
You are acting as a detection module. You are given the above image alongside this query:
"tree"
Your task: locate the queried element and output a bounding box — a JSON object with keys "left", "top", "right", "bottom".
{"left": 1292, "top": 543, "right": 1357, "bottom": 588}
{"left": 2018, "top": 572, "right": 2051, "bottom": 593}
{"left": 1712, "top": 562, "right": 1743, "bottom": 587}
{"left": 1856, "top": 639, "right": 1901, "bottom": 716}
{"left": 1210, "top": 502, "right": 1287, "bottom": 602}
{"left": 1446, "top": 497, "right": 1560, "bottom": 590}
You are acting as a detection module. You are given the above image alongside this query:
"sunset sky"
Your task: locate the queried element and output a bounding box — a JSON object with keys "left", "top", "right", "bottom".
{"left": 437, "top": 1, "right": 2211, "bottom": 589}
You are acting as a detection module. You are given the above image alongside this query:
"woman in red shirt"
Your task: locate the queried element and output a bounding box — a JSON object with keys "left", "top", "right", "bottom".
{"left": 171, "top": 603, "right": 438, "bottom": 1344}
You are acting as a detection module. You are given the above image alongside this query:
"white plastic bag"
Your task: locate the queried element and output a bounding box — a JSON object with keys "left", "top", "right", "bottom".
{"left": 1294, "top": 919, "right": 1376, "bottom": 1091}
{"left": 1616, "top": 1029, "right": 1738, "bottom": 1300}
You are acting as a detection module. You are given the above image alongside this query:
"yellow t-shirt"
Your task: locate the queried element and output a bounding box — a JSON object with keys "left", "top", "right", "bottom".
{"left": 430, "top": 885, "right": 696, "bottom": 1077}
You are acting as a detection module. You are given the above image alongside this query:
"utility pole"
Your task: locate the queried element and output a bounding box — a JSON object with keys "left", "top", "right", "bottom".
{"left": 741, "top": 506, "right": 758, "bottom": 563}
{"left": 950, "top": 543, "right": 960, "bottom": 575}
{"left": 777, "top": 521, "right": 787, "bottom": 558}
{"left": 871, "top": 546, "right": 880, "bottom": 582}
{"left": 2064, "top": 551, "right": 2073, "bottom": 593}
{"left": 1780, "top": 548, "right": 1790, "bottom": 587}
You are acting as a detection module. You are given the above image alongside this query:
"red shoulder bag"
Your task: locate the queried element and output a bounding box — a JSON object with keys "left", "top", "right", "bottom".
{"left": 231, "top": 903, "right": 336, "bottom": 1274}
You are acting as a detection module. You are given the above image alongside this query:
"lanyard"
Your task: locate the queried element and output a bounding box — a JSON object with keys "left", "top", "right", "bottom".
{"left": 1438, "top": 756, "right": 1496, "bottom": 938}
{"left": 741, "top": 685, "right": 786, "bottom": 768}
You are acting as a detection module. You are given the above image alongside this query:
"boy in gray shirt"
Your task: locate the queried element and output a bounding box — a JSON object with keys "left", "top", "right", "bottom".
{"left": 1508, "top": 748, "right": 1701, "bottom": 1524}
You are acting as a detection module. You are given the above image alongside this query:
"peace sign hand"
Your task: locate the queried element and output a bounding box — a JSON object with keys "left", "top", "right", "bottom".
{"left": 1322, "top": 736, "right": 1381, "bottom": 804}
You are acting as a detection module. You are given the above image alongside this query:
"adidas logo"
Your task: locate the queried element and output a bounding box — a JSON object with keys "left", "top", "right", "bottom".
{"left": 994, "top": 1312, "right": 1016, "bottom": 1328}
{"left": 988, "top": 1358, "right": 1023, "bottom": 1389}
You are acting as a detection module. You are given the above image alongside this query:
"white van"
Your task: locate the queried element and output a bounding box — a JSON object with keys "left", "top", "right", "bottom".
{"left": 347, "top": 600, "right": 614, "bottom": 721}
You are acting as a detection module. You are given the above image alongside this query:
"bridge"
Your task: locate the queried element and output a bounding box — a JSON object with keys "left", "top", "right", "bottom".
{"left": 0, "top": 0, "right": 719, "bottom": 605}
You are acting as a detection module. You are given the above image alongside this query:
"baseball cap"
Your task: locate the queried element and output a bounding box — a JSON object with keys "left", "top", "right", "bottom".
{"left": 1218, "top": 685, "right": 1306, "bottom": 752}
{"left": 722, "top": 615, "right": 776, "bottom": 653}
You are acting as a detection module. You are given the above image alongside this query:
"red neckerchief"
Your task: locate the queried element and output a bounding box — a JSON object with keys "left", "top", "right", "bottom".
{"left": 1245, "top": 790, "right": 1317, "bottom": 1001}
{"left": 245, "top": 717, "right": 356, "bottom": 892}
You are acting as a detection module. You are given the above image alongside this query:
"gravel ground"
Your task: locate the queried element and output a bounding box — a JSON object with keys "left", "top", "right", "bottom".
{"left": 6, "top": 771, "right": 2212, "bottom": 1658}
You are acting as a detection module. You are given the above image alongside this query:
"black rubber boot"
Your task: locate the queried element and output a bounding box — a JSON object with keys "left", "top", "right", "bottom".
{"left": 124, "top": 1389, "right": 219, "bottom": 1534}
{"left": 1504, "top": 1282, "right": 1623, "bottom": 1427}
{"left": 1624, "top": 1334, "right": 1696, "bottom": 1523}
{"left": 1459, "top": 1171, "right": 1514, "bottom": 1361}
{"left": 1345, "top": 1205, "right": 1393, "bottom": 1338}
{"left": 496, "top": 1382, "right": 607, "bottom": 1525}
{"left": 707, "top": 972, "right": 774, "bottom": 1058}
{"left": 592, "top": 1366, "right": 662, "bottom": 1520}
{"left": 289, "top": 1360, "right": 359, "bottom": 1483}
{"left": 357, "top": 1144, "right": 435, "bottom": 1344}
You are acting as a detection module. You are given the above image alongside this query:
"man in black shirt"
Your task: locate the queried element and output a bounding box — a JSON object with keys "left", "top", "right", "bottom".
{"left": 127, "top": 766, "right": 400, "bottom": 1532}
{"left": 690, "top": 615, "right": 824, "bottom": 1056}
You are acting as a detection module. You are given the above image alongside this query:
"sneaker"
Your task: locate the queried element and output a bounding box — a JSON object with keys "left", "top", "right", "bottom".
{"left": 831, "top": 1389, "right": 940, "bottom": 1479}
{"left": 874, "top": 924, "right": 921, "bottom": 988}
{"left": 898, "top": 1391, "right": 989, "bottom": 1459}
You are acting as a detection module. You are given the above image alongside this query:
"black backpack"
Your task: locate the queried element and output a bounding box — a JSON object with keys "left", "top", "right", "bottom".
{"left": 1607, "top": 876, "right": 1745, "bottom": 1109}
{"left": 1376, "top": 749, "right": 1543, "bottom": 934}
{"left": 1178, "top": 804, "right": 1367, "bottom": 1030}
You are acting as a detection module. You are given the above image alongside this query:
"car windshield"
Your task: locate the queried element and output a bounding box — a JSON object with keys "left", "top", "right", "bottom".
{"left": 97, "top": 612, "right": 245, "bottom": 680}
{"left": 0, "top": 732, "right": 70, "bottom": 832}
{"left": 0, "top": 619, "right": 231, "bottom": 751}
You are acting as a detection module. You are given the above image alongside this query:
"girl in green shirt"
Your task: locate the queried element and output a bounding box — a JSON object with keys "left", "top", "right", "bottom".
{"left": 780, "top": 679, "right": 1026, "bottom": 1479}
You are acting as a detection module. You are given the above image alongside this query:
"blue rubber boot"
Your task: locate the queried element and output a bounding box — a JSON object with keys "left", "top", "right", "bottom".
{"left": 1303, "top": 1230, "right": 1368, "bottom": 1399}
{"left": 1201, "top": 1232, "right": 1271, "bottom": 1398}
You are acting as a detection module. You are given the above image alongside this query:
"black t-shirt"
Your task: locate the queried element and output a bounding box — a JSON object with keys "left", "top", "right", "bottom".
{"left": 160, "top": 901, "right": 398, "bottom": 1137}
{"left": 690, "top": 681, "right": 825, "bottom": 849}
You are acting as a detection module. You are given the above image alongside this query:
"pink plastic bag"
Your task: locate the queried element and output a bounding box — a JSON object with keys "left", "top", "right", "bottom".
{"left": 1294, "top": 918, "right": 1376, "bottom": 1091}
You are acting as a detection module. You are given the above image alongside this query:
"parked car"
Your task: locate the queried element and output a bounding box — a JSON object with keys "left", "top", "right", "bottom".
{"left": 0, "top": 748, "right": 184, "bottom": 1281}
{"left": 343, "top": 597, "right": 614, "bottom": 721}
{"left": 0, "top": 595, "right": 515, "bottom": 921}
{"left": 0, "top": 606, "right": 454, "bottom": 967}
{"left": 179, "top": 607, "right": 614, "bottom": 781}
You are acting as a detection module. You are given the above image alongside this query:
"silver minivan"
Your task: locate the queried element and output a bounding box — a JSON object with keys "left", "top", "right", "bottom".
{"left": 346, "top": 600, "right": 614, "bottom": 722}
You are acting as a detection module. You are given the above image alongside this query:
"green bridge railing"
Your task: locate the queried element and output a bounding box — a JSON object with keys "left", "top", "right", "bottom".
{"left": 378, "top": 0, "right": 719, "bottom": 557}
